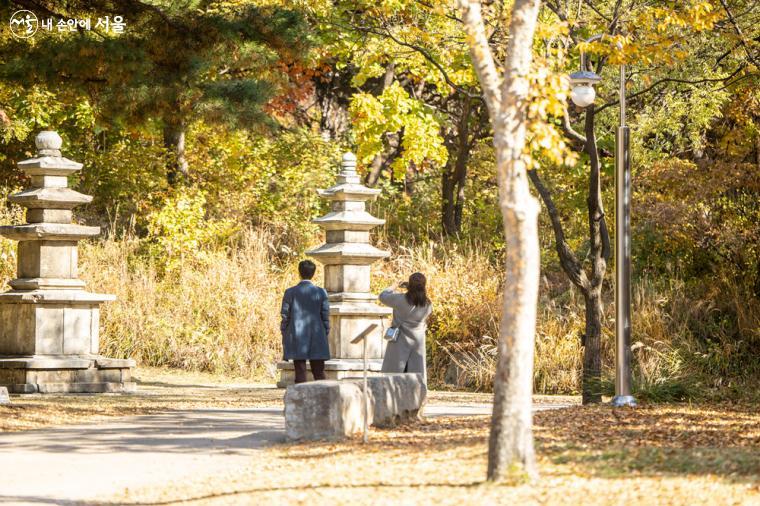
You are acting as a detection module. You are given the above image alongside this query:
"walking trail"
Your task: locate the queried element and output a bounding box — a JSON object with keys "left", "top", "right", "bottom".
{"left": 0, "top": 369, "right": 575, "bottom": 505}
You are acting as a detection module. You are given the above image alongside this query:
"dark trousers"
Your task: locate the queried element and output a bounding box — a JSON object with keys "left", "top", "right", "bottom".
{"left": 293, "top": 359, "right": 326, "bottom": 384}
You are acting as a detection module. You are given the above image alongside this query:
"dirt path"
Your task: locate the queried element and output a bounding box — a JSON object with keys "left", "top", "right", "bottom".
{"left": 0, "top": 403, "right": 576, "bottom": 505}
{"left": 0, "top": 368, "right": 576, "bottom": 505}
{"left": 0, "top": 407, "right": 283, "bottom": 505}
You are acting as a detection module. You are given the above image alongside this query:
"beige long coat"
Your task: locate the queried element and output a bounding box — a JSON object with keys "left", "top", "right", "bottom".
{"left": 378, "top": 289, "right": 432, "bottom": 382}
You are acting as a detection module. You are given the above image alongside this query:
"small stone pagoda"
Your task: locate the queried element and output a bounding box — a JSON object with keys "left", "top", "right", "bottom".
{"left": 278, "top": 153, "right": 391, "bottom": 386}
{"left": 0, "top": 131, "right": 134, "bottom": 393}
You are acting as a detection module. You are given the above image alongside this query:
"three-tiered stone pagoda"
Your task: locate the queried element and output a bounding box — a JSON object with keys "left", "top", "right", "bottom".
{"left": 277, "top": 153, "right": 391, "bottom": 385}
{"left": 0, "top": 131, "right": 134, "bottom": 393}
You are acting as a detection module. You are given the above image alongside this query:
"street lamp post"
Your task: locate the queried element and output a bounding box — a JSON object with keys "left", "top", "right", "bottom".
{"left": 569, "top": 36, "right": 637, "bottom": 408}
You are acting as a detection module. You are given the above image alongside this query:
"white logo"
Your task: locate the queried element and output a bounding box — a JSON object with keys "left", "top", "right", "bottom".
{"left": 10, "top": 10, "right": 38, "bottom": 39}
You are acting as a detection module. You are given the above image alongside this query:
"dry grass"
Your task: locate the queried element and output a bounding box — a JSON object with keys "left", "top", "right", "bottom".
{"left": 108, "top": 402, "right": 760, "bottom": 506}
{"left": 80, "top": 229, "right": 294, "bottom": 378}
{"left": 372, "top": 243, "right": 584, "bottom": 393}
{"left": 78, "top": 232, "right": 586, "bottom": 393}
{"left": 0, "top": 198, "right": 755, "bottom": 397}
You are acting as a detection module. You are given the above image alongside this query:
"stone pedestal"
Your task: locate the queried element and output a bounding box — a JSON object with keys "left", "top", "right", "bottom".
{"left": 0, "top": 131, "right": 135, "bottom": 394}
{"left": 277, "top": 153, "right": 390, "bottom": 387}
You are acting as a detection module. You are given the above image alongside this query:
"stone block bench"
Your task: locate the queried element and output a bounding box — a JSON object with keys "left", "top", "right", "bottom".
{"left": 284, "top": 373, "right": 426, "bottom": 441}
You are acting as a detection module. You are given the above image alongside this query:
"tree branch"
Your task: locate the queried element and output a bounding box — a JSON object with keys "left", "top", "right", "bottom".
{"left": 345, "top": 21, "right": 482, "bottom": 100}
{"left": 596, "top": 66, "right": 747, "bottom": 114}
{"left": 456, "top": 0, "right": 503, "bottom": 116}
{"left": 528, "top": 169, "right": 589, "bottom": 290}
{"left": 562, "top": 107, "right": 587, "bottom": 144}
{"left": 719, "top": 0, "right": 760, "bottom": 68}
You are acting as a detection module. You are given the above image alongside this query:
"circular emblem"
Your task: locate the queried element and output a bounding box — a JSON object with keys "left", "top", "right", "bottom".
{"left": 10, "top": 10, "right": 38, "bottom": 39}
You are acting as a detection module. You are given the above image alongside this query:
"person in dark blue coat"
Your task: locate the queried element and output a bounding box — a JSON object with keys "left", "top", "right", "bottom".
{"left": 280, "top": 260, "right": 331, "bottom": 383}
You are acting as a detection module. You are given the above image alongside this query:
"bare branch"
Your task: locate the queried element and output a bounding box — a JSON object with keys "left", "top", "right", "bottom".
{"left": 562, "top": 107, "right": 587, "bottom": 144}
{"left": 528, "top": 169, "right": 589, "bottom": 290}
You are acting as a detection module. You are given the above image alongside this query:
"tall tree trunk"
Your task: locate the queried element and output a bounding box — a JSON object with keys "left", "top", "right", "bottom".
{"left": 163, "top": 119, "right": 189, "bottom": 186}
{"left": 583, "top": 103, "right": 608, "bottom": 404}
{"left": 316, "top": 66, "right": 352, "bottom": 141}
{"left": 583, "top": 289, "right": 604, "bottom": 403}
{"left": 442, "top": 99, "right": 472, "bottom": 236}
{"left": 459, "top": 0, "right": 542, "bottom": 480}
{"left": 366, "top": 64, "right": 397, "bottom": 186}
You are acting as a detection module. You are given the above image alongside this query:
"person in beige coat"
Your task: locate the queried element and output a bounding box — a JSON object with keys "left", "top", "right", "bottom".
{"left": 379, "top": 272, "right": 432, "bottom": 383}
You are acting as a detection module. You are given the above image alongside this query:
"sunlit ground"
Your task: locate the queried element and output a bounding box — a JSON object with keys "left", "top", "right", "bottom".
{"left": 2, "top": 367, "right": 757, "bottom": 505}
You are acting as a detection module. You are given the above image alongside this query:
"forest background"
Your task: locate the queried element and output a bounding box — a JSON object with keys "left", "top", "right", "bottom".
{"left": 0, "top": 0, "right": 758, "bottom": 403}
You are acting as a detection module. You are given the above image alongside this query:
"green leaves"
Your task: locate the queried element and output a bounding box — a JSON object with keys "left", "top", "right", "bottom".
{"left": 349, "top": 82, "right": 447, "bottom": 176}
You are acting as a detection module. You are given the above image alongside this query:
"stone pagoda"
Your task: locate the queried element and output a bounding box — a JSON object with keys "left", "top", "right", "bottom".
{"left": 278, "top": 153, "right": 391, "bottom": 386}
{"left": 0, "top": 131, "right": 134, "bottom": 393}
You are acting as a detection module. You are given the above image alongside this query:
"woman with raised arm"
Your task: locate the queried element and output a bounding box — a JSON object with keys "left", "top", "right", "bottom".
{"left": 379, "top": 272, "right": 432, "bottom": 383}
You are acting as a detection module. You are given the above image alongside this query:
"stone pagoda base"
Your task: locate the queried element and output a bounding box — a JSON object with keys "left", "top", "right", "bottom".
{"left": 276, "top": 358, "right": 384, "bottom": 388}
{"left": 0, "top": 356, "right": 135, "bottom": 393}
{"left": 0, "top": 289, "right": 135, "bottom": 393}
{"left": 0, "top": 131, "right": 134, "bottom": 395}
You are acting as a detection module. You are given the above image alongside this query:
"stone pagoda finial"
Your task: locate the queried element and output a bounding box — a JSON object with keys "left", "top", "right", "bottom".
{"left": 277, "top": 152, "right": 391, "bottom": 386}
{"left": 35, "top": 130, "right": 63, "bottom": 155}
{"left": 0, "top": 131, "right": 134, "bottom": 394}
{"left": 337, "top": 152, "right": 360, "bottom": 184}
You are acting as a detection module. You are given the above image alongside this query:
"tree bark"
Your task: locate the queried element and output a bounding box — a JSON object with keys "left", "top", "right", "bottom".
{"left": 459, "top": 0, "right": 542, "bottom": 481}
{"left": 162, "top": 119, "right": 189, "bottom": 186}
{"left": 442, "top": 98, "right": 472, "bottom": 236}
{"left": 583, "top": 103, "right": 608, "bottom": 404}
{"left": 316, "top": 65, "right": 353, "bottom": 142}
{"left": 366, "top": 64, "right": 397, "bottom": 186}
{"left": 582, "top": 289, "right": 604, "bottom": 403}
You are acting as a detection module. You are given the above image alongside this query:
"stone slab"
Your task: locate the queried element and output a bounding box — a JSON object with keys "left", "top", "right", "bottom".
{"left": 318, "top": 183, "right": 381, "bottom": 200}
{"left": 276, "top": 359, "right": 384, "bottom": 388}
{"left": 0, "top": 223, "right": 100, "bottom": 241}
{"left": 284, "top": 380, "right": 365, "bottom": 441}
{"left": 345, "top": 373, "right": 426, "bottom": 427}
{"left": 0, "top": 386, "right": 9, "bottom": 404}
{"left": 307, "top": 241, "right": 390, "bottom": 264}
{"left": 283, "top": 374, "right": 426, "bottom": 441}
{"left": 4, "top": 381, "right": 136, "bottom": 394}
{"left": 7, "top": 187, "right": 92, "bottom": 209}
{"left": 0, "top": 356, "right": 136, "bottom": 393}
{"left": 9, "top": 277, "right": 87, "bottom": 290}
{"left": 327, "top": 301, "right": 392, "bottom": 316}
{"left": 18, "top": 154, "right": 83, "bottom": 173}
{"left": 277, "top": 358, "right": 383, "bottom": 372}
{"left": 0, "top": 357, "right": 92, "bottom": 369}
{"left": 96, "top": 357, "right": 137, "bottom": 369}
{"left": 0, "top": 290, "right": 115, "bottom": 303}
{"left": 35, "top": 381, "right": 136, "bottom": 394}
{"left": 310, "top": 210, "right": 386, "bottom": 231}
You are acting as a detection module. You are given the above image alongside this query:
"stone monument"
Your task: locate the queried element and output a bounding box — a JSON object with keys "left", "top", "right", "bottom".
{"left": 277, "top": 153, "right": 391, "bottom": 386}
{"left": 0, "top": 131, "right": 135, "bottom": 393}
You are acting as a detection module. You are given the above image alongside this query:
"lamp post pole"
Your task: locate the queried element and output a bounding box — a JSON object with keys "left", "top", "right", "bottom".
{"left": 570, "top": 36, "right": 637, "bottom": 407}
{"left": 612, "top": 62, "right": 636, "bottom": 407}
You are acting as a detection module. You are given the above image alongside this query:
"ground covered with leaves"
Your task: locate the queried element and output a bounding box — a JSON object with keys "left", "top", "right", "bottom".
{"left": 111, "top": 402, "right": 759, "bottom": 505}
{"left": 2, "top": 368, "right": 757, "bottom": 504}
{"left": 0, "top": 367, "right": 285, "bottom": 431}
